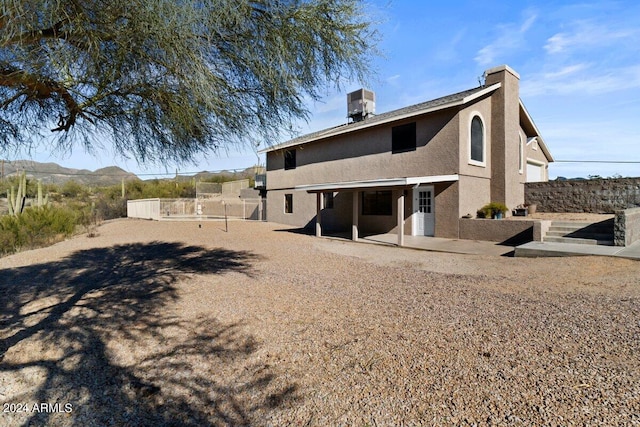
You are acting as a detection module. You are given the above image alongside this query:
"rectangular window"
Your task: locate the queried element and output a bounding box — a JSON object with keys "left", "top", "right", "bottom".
{"left": 392, "top": 122, "right": 416, "bottom": 153}
{"left": 362, "top": 190, "right": 392, "bottom": 215}
{"left": 284, "top": 149, "right": 296, "bottom": 170}
{"left": 323, "top": 192, "right": 334, "bottom": 209}
{"left": 418, "top": 190, "right": 432, "bottom": 213}
{"left": 284, "top": 194, "right": 293, "bottom": 213}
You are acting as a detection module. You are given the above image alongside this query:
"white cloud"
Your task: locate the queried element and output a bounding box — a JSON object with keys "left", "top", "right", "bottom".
{"left": 386, "top": 74, "right": 401, "bottom": 86}
{"left": 545, "top": 21, "right": 638, "bottom": 55}
{"left": 475, "top": 10, "right": 538, "bottom": 66}
{"left": 521, "top": 64, "right": 640, "bottom": 97}
{"left": 542, "top": 63, "right": 589, "bottom": 79}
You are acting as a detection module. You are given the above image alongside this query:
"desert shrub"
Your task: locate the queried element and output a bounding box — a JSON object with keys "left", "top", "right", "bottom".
{"left": 0, "top": 206, "right": 78, "bottom": 255}
{"left": 95, "top": 197, "right": 127, "bottom": 220}
{"left": 60, "top": 180, "right": 89, "bottom": 199}
{"left": 478, "top": 202, "right": 509, "bottom": 219}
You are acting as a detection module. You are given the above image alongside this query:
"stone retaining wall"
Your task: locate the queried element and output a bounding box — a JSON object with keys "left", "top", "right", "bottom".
{"left": 614, "top": 207, "right": 640, "bottom": 247}
{"left": 525, "top": 178, "right": 640, "bottom": 213}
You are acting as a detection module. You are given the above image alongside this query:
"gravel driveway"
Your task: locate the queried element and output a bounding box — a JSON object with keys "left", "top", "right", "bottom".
{"left": 1, "top": 219, "right": 639, "bottom": 426}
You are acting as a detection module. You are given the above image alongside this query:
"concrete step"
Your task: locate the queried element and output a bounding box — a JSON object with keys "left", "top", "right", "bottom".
{"left": 548, "top": 225, "right": 591, "bottom": 233}
{"left": 545, "top": 230, "right": 614, "bottom": 240}
{"left": 549, "top": 224, "right": 613, "bottom": 232}
{"left": 544, "top": 235, "right": 614, "bottom": 246}
{"left": 550, "top": 221, "right": 597, "bottom": 228}
{"left": 543, "top": 219, "right": 615, "bottom": 246}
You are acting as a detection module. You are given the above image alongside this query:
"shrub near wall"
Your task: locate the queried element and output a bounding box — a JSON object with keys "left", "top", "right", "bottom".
{"left": 525, "top": 177, "right": 640, "bottom": 213}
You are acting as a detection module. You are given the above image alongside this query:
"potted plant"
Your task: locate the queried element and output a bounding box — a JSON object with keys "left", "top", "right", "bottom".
{"left": 479, "top": 202, "right": 509, "bottom": 219}
{"left": 524, "top": 203, "right": 537, "bottom": 215}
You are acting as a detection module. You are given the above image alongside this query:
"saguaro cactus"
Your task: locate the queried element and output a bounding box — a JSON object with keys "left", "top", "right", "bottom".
{"left": 36, "top": 179, "right": 49, "bottom": 208}
{"left": 7, "top": 171, "right": 27, "bottom": 216}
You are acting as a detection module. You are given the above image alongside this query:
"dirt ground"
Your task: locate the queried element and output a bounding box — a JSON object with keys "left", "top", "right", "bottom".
{"left": 1, "top": 219, "right": 638, "bottom": 426}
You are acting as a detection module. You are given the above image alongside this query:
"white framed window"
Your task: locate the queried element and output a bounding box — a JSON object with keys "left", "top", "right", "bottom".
{"left": 469, "top": 113, "right": 486, "bottom": 166}
{"left": 526, "top": 159, "right": 546, "bottom": 182}
{"left": 518, "top": 134, "right": 524, "bottom": 174}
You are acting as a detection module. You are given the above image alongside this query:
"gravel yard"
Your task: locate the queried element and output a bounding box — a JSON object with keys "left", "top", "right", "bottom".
{"left": 1, "top": 219, "right": 639, "bottom": 426}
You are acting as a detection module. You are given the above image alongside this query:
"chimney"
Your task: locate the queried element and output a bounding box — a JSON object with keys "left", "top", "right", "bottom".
{"left": 347, "top": 89, "right": 375, "bottom": 122}
{"left": 484, "top": 65, "right": 523, "bottom": 211}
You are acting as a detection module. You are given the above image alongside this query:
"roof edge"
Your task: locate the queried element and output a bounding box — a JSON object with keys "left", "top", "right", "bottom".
{"left": 260, "top": 83, "right": 502, "bottom": 154}
{"left": 519, "top": 100, "right": 554, "bottom": 162}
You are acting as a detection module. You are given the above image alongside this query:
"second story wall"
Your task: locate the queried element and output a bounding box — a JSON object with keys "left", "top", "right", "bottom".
{"left": 266, "top": 108, "right": 461, "bottom": 190}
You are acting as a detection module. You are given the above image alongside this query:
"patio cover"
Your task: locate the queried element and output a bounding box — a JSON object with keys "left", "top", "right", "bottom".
{"left": 297, "top": 174, "right": 459, "bottom": 246}
{"left": 295, "top": 174, "right": 459, "bottom": 193}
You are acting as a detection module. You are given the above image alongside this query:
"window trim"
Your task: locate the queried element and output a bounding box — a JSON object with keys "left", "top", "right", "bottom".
{"left": 518, "top": 134, "right": 524, "bottom": 174}
{"left": 284, "top": 193, "right": 293, "bottom": 214}
{"left": 468, "top": 112, "right": 486, "bottom": 167}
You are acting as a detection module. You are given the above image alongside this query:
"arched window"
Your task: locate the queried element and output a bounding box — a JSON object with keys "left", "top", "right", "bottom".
{"left": 470, "top": 115, "right": 484, "bottom": 164}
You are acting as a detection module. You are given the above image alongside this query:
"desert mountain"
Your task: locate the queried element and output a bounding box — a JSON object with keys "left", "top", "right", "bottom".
{"left": 2, "top": 160, "right": 139, "bottom": 186}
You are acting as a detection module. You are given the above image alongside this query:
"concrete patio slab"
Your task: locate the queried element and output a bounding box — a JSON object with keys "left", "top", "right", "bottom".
{"left": 354, "top": 234, "right": 516, "bottom": 256}
{"left": 322, "top": 231, "right": 640, "bottom": 260}
{"left": 515, "top": 240, "right": 640, "bottom": 260}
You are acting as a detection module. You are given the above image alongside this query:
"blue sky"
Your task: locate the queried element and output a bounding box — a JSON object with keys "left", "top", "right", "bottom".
{"left": 22, "top": 0, "right": 640, "bottom": 179}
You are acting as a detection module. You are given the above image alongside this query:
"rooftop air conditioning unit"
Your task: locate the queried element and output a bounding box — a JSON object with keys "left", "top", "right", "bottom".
{"left": 347, "top": 89, "right": 375, "bottom": 122}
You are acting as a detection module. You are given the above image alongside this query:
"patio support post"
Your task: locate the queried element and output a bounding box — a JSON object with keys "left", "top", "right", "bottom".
{"left": 397, "top": 190, "right": 405, "bottom": 247}
{"left": 316, "top": 192, "right": 323, "bottom": 237}
{"left": 352, "top": 190, "right": 359, "bottom": 242}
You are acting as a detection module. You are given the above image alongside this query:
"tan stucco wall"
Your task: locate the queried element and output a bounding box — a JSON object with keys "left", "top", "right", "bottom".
{"left": 459, "top": 218, "right": 535, "bottom": 244}
{"left": 458, "top": 174, "right": 491, "bottom": 219}
{"left": 319, "top": 191, "right": 353, "bottom": 232}
{"left": 266, "top": 189, "right": 317, "bottom": 228}
{"left": 266, "top": 109, "right": 459, "bottom": 191}
{"left": 433, "top": 181, "right": 459, "bottom": 238}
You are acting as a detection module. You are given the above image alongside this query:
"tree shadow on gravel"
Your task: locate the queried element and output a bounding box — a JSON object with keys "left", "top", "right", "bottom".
{"left": 0, "top": 242, "right": 297, "bottom": 426}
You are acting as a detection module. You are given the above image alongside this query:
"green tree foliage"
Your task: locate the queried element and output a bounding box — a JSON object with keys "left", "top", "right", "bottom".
{"left": 0, "top": 0, "right": 378, "bottom": 163}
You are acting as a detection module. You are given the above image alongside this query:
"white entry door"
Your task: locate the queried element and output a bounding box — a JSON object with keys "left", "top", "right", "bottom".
{"left": 413, "top": 186, "right": 434, "bottom": 236}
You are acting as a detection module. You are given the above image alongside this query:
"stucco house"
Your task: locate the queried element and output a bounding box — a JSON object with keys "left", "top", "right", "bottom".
{"left": 261, "top": 65, "right": 553, "bottom": 244}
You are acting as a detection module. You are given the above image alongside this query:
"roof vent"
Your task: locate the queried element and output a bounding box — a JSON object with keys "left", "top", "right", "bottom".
{"left": 347, "top": 89, "right": 375, "bottom": 122}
